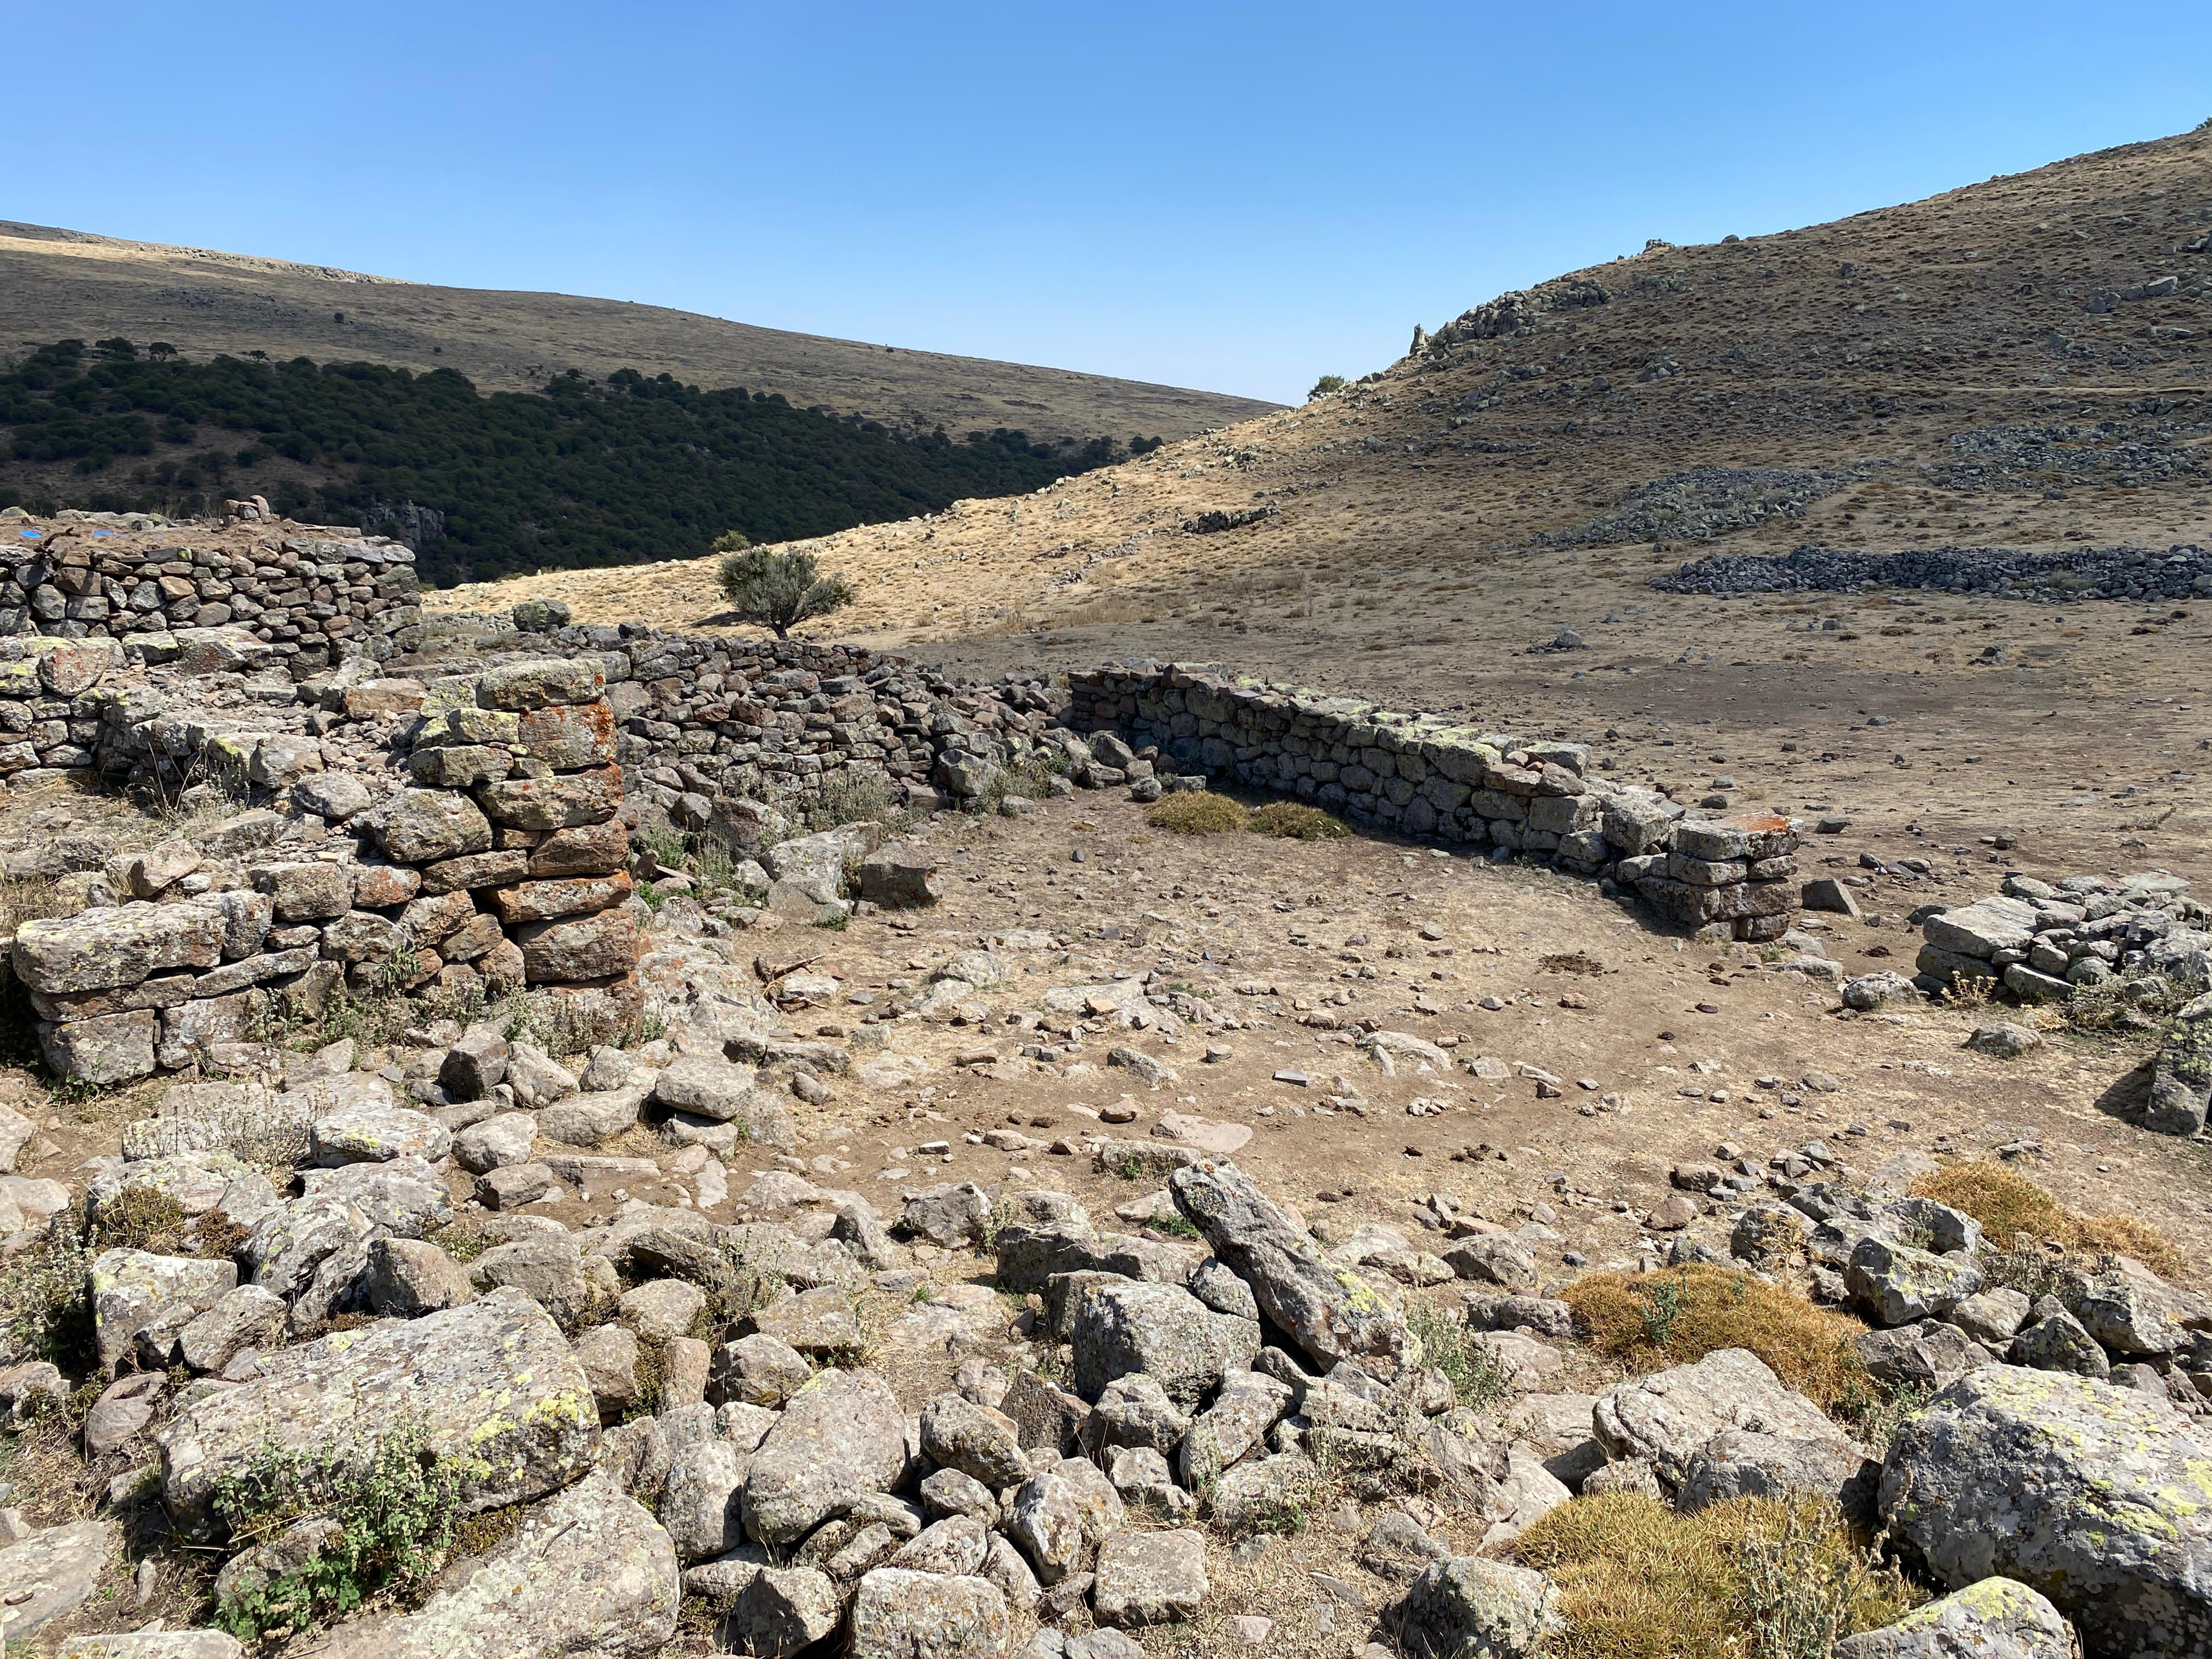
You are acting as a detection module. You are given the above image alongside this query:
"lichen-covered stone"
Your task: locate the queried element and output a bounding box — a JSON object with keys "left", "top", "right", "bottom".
{"left": 1880, "top": 1365, "right": 2212, "bottom": 1658}
{"left": 848, "top": 1568, "right": 1010, "bottom": 1659}
{"left": 1092, "top": 1527, "right": 1207, "bottom": 1627}
{"left": 157, "top": 1288, "right": 599, "bottom": 1539}
{"left": 477, "top": 658, "right": 607, "bottom": 712}
{"left": 740, "top": 1368, "right": 909, "bottom": 1546}
{"left": 91, "top": 1248, "right": 238, "bottom": 1371}
{"left": 1831, "top": 1576, "right": 2079, "bottom": 1659}
{"left": 376, "top": 789, "right": 493, "bottom": 864}
{"left": 1169, "top": 1158, "right": 1412, "bottom": 1374}
{"left": 1847, "top": 1235, "right": 1983, "bottom": 1327}
{"left": 1070, "top": 1278, "right": 1260, "bottom": 1406}
{"left": 1398, "top": 1556, "right": 1557, "bottom": 1659}
{"left": 14, "top": 899, "right": 227, "bottom": 994}
{"left": 1592, "top": 1348, "right": 1842, "bottom": 1491}
{"left": 294, "top": 1471, "right": 675, "bottom": 1658}
{"left": 0, "top": 1519, "right": 119, "bottom": 1642}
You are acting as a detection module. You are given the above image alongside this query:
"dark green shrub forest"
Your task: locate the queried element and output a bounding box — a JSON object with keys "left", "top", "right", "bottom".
{"left": 0, "top": 338, "right": 1159, "bottom": 584}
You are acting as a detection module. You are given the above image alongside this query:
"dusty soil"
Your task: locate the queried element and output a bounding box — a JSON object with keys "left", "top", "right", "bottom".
{"left": 0, "top": 222, "right": 1276, "bottom": 442}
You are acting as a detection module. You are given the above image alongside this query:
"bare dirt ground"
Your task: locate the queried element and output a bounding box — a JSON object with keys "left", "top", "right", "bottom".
{"left": 0, "top": 222, "right": 1275, "bottom": 442}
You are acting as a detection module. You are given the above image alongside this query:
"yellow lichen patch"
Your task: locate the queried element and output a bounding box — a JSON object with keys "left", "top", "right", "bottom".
{"left": 1560, "top": 1265, "right": 1873, "bottom": 1416}
{"left": 1909, "top": 1163, "right": 2187, "bottom": 1279}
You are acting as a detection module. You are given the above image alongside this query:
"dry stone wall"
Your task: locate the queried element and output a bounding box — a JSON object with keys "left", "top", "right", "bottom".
{"left": 0, "top": 522, "right": 422, "bottom": 666}
{"left": 1065, "top": 661, "right": 1801, "bottom": 942}
{"left": 9, "top": 654, "right": 632, "bottom": 1086}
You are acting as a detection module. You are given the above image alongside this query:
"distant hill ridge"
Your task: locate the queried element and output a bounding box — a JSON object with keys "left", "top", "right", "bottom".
{"left": 0, "top": 220, "right": 1276, "bottom": 440}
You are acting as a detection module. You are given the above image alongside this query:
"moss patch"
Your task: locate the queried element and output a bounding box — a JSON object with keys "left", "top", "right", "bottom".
{"left": 1247, "top": 801, "right": 1350, "bottom": 840}
{"left": 1145, "top": 793, "right": 1247, "bottom": 834}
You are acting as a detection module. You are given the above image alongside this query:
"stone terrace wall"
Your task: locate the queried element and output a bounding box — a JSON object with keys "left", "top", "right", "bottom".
{"left": 0, "top": 524, "right": 422, "bottom": 668}
{"left": 10, "top": 655, "right": 632, "bottom": 1086}
{"left": 1065, "top": 661, "right": 1800, "bottom": 943}
{"left": 529, "top": 625, "right": 1062, "bottom": 836}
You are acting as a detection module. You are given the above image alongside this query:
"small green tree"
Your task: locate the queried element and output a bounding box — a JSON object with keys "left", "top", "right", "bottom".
{"left": 1308, "top": 374, "right": 1347, "bottom": 399}
{"left": 710, "top": 528, "right": 751, "bottom": 553}
{"left": 147, "top": 341, "right": 177, "bottom": 361}
{"left": 718, "top": 547, "right": 854, "bottom": 637}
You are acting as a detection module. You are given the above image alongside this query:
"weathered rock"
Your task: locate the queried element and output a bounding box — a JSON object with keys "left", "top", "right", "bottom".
{"left": 720, "top": 1563, "right": 841, "bottom": 1656}
{"left": 901, "top": 1181, "right": 992, "bottom": 1246}
{"left": 177, "top": 1284, "right": 286, "bottom": 1373}
{"left": 1358, "top": 1510, "right": 1453, "bottom": 1582}
{"left": 892, "top": 1514, "right": 989, "bottom": 1576}
{"left": 1398, "top": 1556, "right": 1557, "bottom": 1659}
{"left": 2061, "top": 1262, "right": 2201, "bottom": 1359}
{"left": 294, "top": 1470, "right": 674, "bottom": 1659}
{"left": 14, "top": 900, "right": 225, "bottom": 994}
{"left": 157, "top": 1289, "right": 598, "bottom": 1538}
{"left": 454, "top": 1111, "right": 538, "bottom": 1174}
{"left": 848, "top": 1568, "right": 1011, "bottom": 1659}
{"left": 376, "top": 790, "right": 494, "bottom": 864}
{"left": 91, "top": 1248, "right": 238, "bottom": 1371}
{"left": 0, "top": 1518, "right": 119, "bottom": 1641}
{"left": 921, "top": 1391, "right": 1032, "bottom": 1488}
{"left": 1857, "top": 1321, "right": 1996, "bottom": 1392}
{"left": 1848, "top": 1235, "right": 1983, "bottom": 1327}
{"left": 1170, "top": 1159, "right": 1412, "bottom": 1374}
{"left": 300, "top": 1155, "right": 453, "bottom": 1238}
{"left": 652, "top": 1058, "right": 795, "bottom": 1148}
{"left": 477, "top": 658, "right": 606, "bottom": 711}
{"left": 1204, "top": 1450, "right": 1316, "bottom": 1532}
{"left": 309, "top": 1102, "right": 451, "bottom": 1167}
{"left": 1178, "top": 1371, "right": 1293, "bottom": 1487}
{"left": 1677, "top": 1428, "right": 1878, "bottom": 1520}
{"left": 661, "top": 1437, "right": 752, "bottom": 1563}
{"left": 1069, "top": 1278, "right": 1260, "bottom": 1406}
{"left": 1092, "top": 1527, "right": 1207, "bottom": 1627}
{"left": 619, "top": 1277, "right": 705, "bottom": 1342}
{"left": 1592, "top": 1348, "right": 1841, "bottom": 1490}
{"left": 1830, "top": 1577, "right": 2079, "bottom": 1659}
{"left": 1950, "top": 1289, "right": 2034, "bottom": 1348}
{"left": 1880, "top": 1365, "right": 2212, "bottom": 1658}
{"left": 469, "top": 1235, "right": 591, "bottom": 1326}
{"left": 363, "top": 1237, "right": 476, "bottom": 1317}
{"left": 740, "top": 1368, "right": 909, "bottom": 1546}
{"left": 751, "top": 1286, "right": 862, "bottom": 1360}
{"left": 84, "top": 1371, "right": 168, "bottom": 1455}
{"left": 2010, "top": 1308, "right": 2112, "bottom": 1379}
{"left": 710, "top": 1335, "right": 814, "bottom": 1409}
{"left": 1086, "top": 1373, "right": 1191, "bottom": 1455}
{"left": 856, "top": 849, "right": 942, "bottom": 908}
{"left": 57, "top": 1632, "right": 246, "bottom": 1657}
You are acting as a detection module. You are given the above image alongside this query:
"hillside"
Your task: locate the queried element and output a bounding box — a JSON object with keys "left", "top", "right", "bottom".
{"left": 441, "top": 124, "right": 2212, "bottom": 880}
{"left": 0, "top": 220, "right": 1275, "bottom": 442}
{"left": 0, "top": 339, "right": 1147, "bottom": 584}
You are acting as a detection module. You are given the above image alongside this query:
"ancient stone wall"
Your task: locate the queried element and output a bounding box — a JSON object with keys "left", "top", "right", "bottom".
{"left": 1064, "top": 661, "right": 1800, "bottom": 942}
{"left": 10, "top": 656, "right": 631, "bottom": 1087}
{"left": 0, "top": 526, "right": 422, "bottom": 667}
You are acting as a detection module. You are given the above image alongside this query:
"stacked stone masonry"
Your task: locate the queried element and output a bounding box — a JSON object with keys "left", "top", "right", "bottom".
{"left": 1062, "top": 662, "right": 1800, "bottom": 942}
{"left": 0, "top": 528, "right": 422, "bottom": 665}
{"left": 10, "top": 652, "right": 630, "bottom": 1087}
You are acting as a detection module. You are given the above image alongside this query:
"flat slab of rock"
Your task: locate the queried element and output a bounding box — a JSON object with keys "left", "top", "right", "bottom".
{"left": 56, "top": 1632, "right": 245, "bottom": 1657}
{"left": 1592, "top": 1347, "right": 1843, "bottom": 1489}
{"left": 1881, "top": 1365, "right": 2212, "bottom": 1658}
{"left": 158, "top": 1288, "right": 597, "bottom": 1538}
{"left": 849, "top": 1568, "right": 1011, "bottom": 1659}
{"left": 1092, "top": 1527, "right": 1208, "bottom": 1627}
{"left": 0, "top": 1517, "right": 118, "bottom": 1641}
{"left": 295, "top": 1471, "right": 675, "bottom": 1659}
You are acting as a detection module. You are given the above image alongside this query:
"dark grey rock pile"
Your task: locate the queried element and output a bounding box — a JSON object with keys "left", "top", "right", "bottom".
{"left": 1539, "top": 467, "right": 1854, "bottom": 550}
{"left": 1656, "top": 542, "right": 2212, "bottom": 602}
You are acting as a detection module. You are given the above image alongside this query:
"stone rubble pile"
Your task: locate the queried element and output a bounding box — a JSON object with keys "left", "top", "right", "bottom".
{"left": 1065, "top": 662, "right": 1801, "bottom": 942}
{"left": 7, "top": 1075, "right": 2204, "bottom": 1658}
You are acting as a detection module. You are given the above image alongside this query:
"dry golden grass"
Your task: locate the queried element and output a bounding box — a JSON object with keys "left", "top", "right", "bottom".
{"left": 1515, "top": 1493, "right": 1921, "bottom": 1659}
{"left": 1247, "top": 801, "right": 1350, "bottom": 840}
{"left": 1146, "top": 793, "right": 1248, "bottom": 834}
{"left": 1560, "top": 1265, "right": 1871, "bottom": 1416}
{"left": 1909, "top": 1162, "right": 2187, "bottom": 1280}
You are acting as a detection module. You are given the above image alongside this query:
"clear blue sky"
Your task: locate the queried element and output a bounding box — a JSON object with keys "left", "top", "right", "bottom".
{"left": 13, "top": 3, "right": 2208, "bottom": 405}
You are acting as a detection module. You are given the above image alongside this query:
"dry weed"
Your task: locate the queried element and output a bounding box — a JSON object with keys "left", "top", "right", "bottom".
{"left": 1515, "top": 1493, "right": 1921, "bottom": 1659}
{"left": 1559, "top": 1265, "right": 1870, "bottom": 1415}
{"left": 1246, "top": 801, "right": 1349, "bottom": 840}
{"left": 1908, "top": 1161, "right": 2186, "bottom": 1280}
{"left": 1146, "top": 794, "right": 1246, "bottom": 834}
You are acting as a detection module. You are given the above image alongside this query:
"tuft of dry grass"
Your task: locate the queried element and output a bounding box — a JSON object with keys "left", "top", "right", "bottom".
{"left": 1515, "top": 1493, "right": 1922, "bottom": 1659}
{"left": 1246, "top": 800, "right": 1350, "bottom": 840}
{"left": 1146, "top": 793, "right": 1247, "bottom": 834}
{"left": 1560, "top": 1265, "right": 1871, "bottom": 1416}
{"left": 1909, "top": 1161, "right": 2186, "bottom": 1280}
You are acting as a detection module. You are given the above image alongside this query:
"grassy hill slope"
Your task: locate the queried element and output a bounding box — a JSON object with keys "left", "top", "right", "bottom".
{"left": 0, "top": 221, "right": 1276, "bottom": 443}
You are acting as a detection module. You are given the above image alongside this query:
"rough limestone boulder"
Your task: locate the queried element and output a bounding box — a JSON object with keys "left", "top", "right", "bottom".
{"left": 1168, "top": 1159, "right": 1412, "bottom": 1374}
{"left": 1832, "top": 1576, "right": 2079, "bottom": 1658}
{"left": 295, "top": 1472, "right": 676, "bottom": 1658}
{"left": 740, "top": 1368, "right": 909, "bottom": 1546}
{"left": 1592, "top": 1348, "right": 1844, "bottom": 1491}
{"left": 1091, "top": 1527, "right": 1208, "bottom": 1627}
{"left": 157, "top": 1288, "right": 597, "bottom": 1538}
{"left": 1398, "top": 1556, "right": 1558, "bottom": 1659}
{"left": 1881, "top": 1365, "right": 2212, "bottom": 1658}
